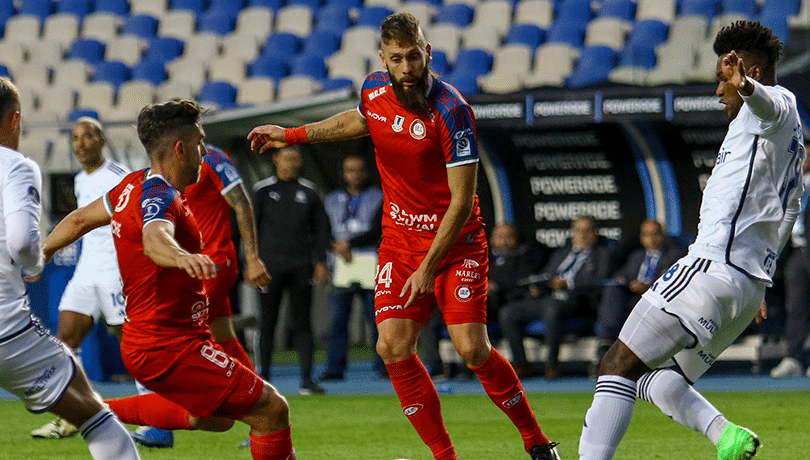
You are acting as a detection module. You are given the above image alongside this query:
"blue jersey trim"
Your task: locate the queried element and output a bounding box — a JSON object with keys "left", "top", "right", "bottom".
{"left": 141, "top": 176, "right": 178, "bottom": 225}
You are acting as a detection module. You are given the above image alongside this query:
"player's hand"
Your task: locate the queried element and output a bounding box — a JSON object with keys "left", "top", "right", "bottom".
{"left": 247, "top": 124, "right": 287, "bottom": 153}
{"left": 722, "top": 50, "right": 752, "bottom": 95}
{"left": 332, "top": 240, "right": 352, "bottom": 263}
{"left": 400, "top": 266, "right": 435, "bottom": 309}
{"left": 548, "top": 276, "right": 567, "bottom": 290}
{"left": 244, "top": 254, "right": 271, "bottom": 291}
{"left": 178, "top": 253, "right": 218, "bottom": 280}
{"left": 628, "top": 280, "right": 651, "bottom": 295}
{"left": 755, "top": 300, "right": 768, "bottom": 324}
{"left": 312, "top": 262, "right": 329, "bottom": 285}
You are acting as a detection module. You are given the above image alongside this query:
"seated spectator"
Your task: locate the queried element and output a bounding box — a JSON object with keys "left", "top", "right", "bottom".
{"left": 499, "top": 216, "right": 612, "bottom": 379}
{"left": 594, "top": 219, "right": 685, "bottom": 367}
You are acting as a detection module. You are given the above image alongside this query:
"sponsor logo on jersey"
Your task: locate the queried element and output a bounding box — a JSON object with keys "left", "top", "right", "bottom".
{"left": 392, "top": 115, "right": 405, "bottom": 132}
{"left": 111, "top": 219, "right": 122, "bottom": 238}
{"left": 403, "top": 404, "right": 423, "bottom": 416}
{"left": 453, "top": 128, "right": 473, "bottom": 140}
{"left": 455, "top": 270, "right": 481, "bottom": 280}
{"left": 191, "top": 300, "right": 209, "bottom": 326}
{"left": 215, "top": 162, "right": 240, "bottom": 183}
{"left": 375, "top": 290, "right": 391, "bottom": 297}
{"left": 375, "top": 304, "right": 404, "bottom": 316}
{"left": 454, "top": 284, "right": 472, "bottom": 302}
{"left": 142, "top": 197, "right": 164, "bottom": 221}
{"left": 409, "top": 119, "right": 426, "bottom": 140}
{"left": 389, "top": 202, "right": 438, "bottom": 231}
{"left": 27, "top": 186, "right": 40, "bottom": 205}
{"left": 368, "top": 86, "right": 387, "bottom": 101}
{"left": 455, "top": 137, "right": 471, "bottom": 157}
{"left": 502, "top": 391, "right": 524, "bottom": 408}
{"left": 461, "top": 259, "right": 480, "bottom": 269}
{"left": 366, "top": 110, "right": 387, "bottom": 122}
{"left": 25, "top": 365, "right": 56, "bottom": 397}
{"left": 115, "top": 183, "right": 135, "bottom": 212}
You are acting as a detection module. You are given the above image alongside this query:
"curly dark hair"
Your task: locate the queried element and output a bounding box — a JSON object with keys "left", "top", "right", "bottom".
{"left": 713, "top": 20, "right": 783, "bottom": 69}
{"left": 381, "top": 12, "right": 426, "bottom": 48}
{"left": 137, "top": 99, "right": 202, "bottom": 156}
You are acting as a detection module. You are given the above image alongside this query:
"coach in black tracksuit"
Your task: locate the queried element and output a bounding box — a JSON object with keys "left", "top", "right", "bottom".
{"left": 252, "top": 146, "right": 331, "bottom": 394}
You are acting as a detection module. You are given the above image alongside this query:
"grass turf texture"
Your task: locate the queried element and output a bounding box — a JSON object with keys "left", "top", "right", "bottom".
{"left": 1, "top": 391, "right": 806, "bottom": 459}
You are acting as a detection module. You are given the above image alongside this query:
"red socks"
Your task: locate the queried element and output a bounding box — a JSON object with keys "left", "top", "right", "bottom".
{"left": 218, "top": 337, "right": 254, "bottom": 369}
{"left": 386, "top": 354, "right": 457, "bottom": 460}
{"left": 106, "top": 392, "right": 192, "bottom": 430}
{"left": 250, "top": 426, "right": 295, "bottom": 460}
{"left": 469, "top": 348, "right": 549, "bottom": 451}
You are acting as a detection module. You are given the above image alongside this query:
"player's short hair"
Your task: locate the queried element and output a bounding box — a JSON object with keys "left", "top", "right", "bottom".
{"left": 0, "top": 77, "right": 20, "bottom": 122}
{"left": 74, "top": 116, "right": 104, "bottom": 137}
{"left": 380, "top": 12, "right": 426, "bottom": 49}
{"left": 137, "top": 99, "right": 202, "bottom": 156}
{"left": 713, "top": 20, "right": 782, "bottom": 70}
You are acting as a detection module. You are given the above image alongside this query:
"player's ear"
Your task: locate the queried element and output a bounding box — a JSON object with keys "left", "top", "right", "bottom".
{"left": 378, "top": 50, "right": 388, "bottom": 70}
{"left": 173, "top": 139, "right": 184, "bottom": 159}
{"left": 746, "top": 63, "right": 762, "bottom": 82}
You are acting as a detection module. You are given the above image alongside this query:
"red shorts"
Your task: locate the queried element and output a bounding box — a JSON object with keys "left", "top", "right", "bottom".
{"left": 122, "top": 337, "right": 263, "bottom": 419}
{"left": 374, "top": 244, "right": 488, "bottom": 326}
{"left": 205, "top": 260, "right": 238, "bottom": 321}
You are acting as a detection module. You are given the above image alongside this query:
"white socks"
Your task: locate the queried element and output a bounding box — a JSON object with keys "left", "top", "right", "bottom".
{"left": 637, "top": 369, "right": 722, "bottom": 442}
{"left": 79, "top": 408, "right": 141, "bottom": 460}
{"left": 578, "top": 375, "right": 637, "bottom": 460}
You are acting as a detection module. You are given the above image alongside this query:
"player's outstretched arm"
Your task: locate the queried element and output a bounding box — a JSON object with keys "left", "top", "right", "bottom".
{"left": 143, "top": 220, "right": 217, "bottom": 280}
{"left": 724, "top": 50, "right": 780, "bottom": 121}
{"left": 247, "top": 109, "right": 369, "bottom": 153}
{"left": 42, "top": 197, "right": 110, "bottom": 265}
{"left": 223, "top": 182, "right": 271, "bottom": 290}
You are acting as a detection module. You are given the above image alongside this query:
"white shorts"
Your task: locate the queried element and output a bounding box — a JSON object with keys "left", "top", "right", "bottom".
{"left": 620, "top": 255, "right": 766, "bottom": 383}
{"left": 0, "top": 319, "right": 77, "bottom": 413}
{"left": 58, "top": 279, "right": 126, "bottom": 326}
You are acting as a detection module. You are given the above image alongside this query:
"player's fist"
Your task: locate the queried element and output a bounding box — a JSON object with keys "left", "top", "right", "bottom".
{"left": 247, "top": 124, "right": 287, "bottom": 153}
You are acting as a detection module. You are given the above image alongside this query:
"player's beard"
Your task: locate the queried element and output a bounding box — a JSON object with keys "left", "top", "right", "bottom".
{"left": 391, "top": 69, "right": 431, "bottom": 118}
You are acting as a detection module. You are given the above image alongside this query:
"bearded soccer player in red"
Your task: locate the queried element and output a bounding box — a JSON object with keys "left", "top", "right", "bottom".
{"left": 42, "top": 100, "right": 295, "bottom": 460}
{"left": 248, "top": 12, "right": 560, "bottom": 460}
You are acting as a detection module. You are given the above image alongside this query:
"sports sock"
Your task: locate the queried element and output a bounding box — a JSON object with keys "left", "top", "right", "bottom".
{"left": 250, "top": 426, "right": 295, "bottom": 460}
{"left": 106, "top": 393, "right": 192, "bottom": 430}
{"left": 469, "top": 348, "right": 549, "bottom": 451}
{"left": 79, "top": 408, "right": 141, "bottom": 460}
{"left": 705, "top": 414, "right": 730, "bottom": 445}
{"left": 578, "top": 375, "right": 636, "bottom": 460}
{"left": 218, "top": 337, "right": 254, "bottom": 369}
{"left": 636, "top": 368, "right": 722, "bottom": 440}
{"left": 386, "top": 354, "right": 457, "bottom": 460}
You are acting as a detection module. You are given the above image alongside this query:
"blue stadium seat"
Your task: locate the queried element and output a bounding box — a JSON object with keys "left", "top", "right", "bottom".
{"left": 94, "top": 61, "right": 131, "bottom": 90}
{"left": 289, "top": 53, "right": 327, "bottom": 80}
{"left": 506, "top": 24, "right": 546, "bottom": 50}
{"left": 321, "top": 77, "right": 353, "bottom": 91}
{"left": 0, "top": 0, "right": 14, "bottom": 17}
{"left": 199, "top": 10, "right": 236, "bottom": 35}
{"left": 618, "top": 41, "right": 658, "bottom": 68}
{"left": 19, "top": 0, "right": 52, "bottom": 20}
{"left": 566, "top": 45, "right": 618, "bottom": 87}
{"left": 0, "top": 64, "right": 10, "bottom": 78}
{"left": 249, "top": 0, "right": 284, "bottom": 8}
{"left": 625, "top": 19, "right": 669, "bottom": 49}
{"left": 209, "top": 0, "right": 246, "bottom": 17}
{"left": 250, "top": 54, "right": 288, "bottom": 82}
{"left": 301, "top": 30, "right": 341, "bottom": 58}
{"left": 680, "top": 0, "right": 719, "bottom": 18}
{"left": 316, "top": 5, "right": 352, "bottom": 33}
{"left": 145, "top": 37, "right": 185, "bottom": 64}
{"left": 57, "top": 0, "right": 93, "bottom": 19}
{"left": 69, "top": 39, "right": 107, "bottom": 65}
{"left": 287, "top": 0, "right": 322, "bottom": 8}
{"left": 556, "top": 0, "right": 594, "bottom": 30}
{"left": 721, "top": 0, "right": 757, "bottom": 16}
{"left": 131, "top": 60, "right": 168, "bottom": 86}
{"left": 434, "top": 3, "right": 474, "bottom": 27}
{"left": 198, "top": 81, "right": 237, "bottom": 109}
{"left": 546, "top": 21, "right": 584, "bottom": 47}
{"left": 324, "top": 0, "right": 362, "bottom": 9}
{"left": 263, "top": 32, "right": 302, "bottom": 60}
{"left": 356, "top": 6, "right": 394, "bottom": 28}
{"left": 442, "top": 73, "right": 478, "bottom": 95}
{"left": 430, "top": 49, "right": 448, "bottom": 75}
{"left": 122, "top": 14, "right": 159, "bottom": 39}
{"left": 172, "top": 0, "right": 207, "bottom": 13}
{"left": 68, "top": 108, "right": 100, "bottom": 121}
{"left": 597, "top": 0, "right": 636, "bottom": 20}
{"left": 446, "top": 48, "right": 492, "bottom": 80}
{"left": 759, "top": 0, "right": 800, "bottom": 17}
{"left": 758, "top": 13, "right": 790, "bottom": 47}
{"left": 95, "top": 0, "right": 129, "bottom": 15}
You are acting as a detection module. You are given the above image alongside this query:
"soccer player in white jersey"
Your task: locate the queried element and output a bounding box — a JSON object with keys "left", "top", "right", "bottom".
{"left": 31, "top": 117, "right": 131, "bottom": 439}
{"left": 0, "top": 77, "right": 141, "bottom": 459}
{"left": 578, "top": 21, "right": 803, "bottom": 460}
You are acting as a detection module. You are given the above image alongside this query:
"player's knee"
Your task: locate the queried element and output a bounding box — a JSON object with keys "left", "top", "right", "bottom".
{"left": 375, "top": 337, "right": 413, "bottom": 362}
{"left": 252, "top": 385, "right": 290, "bottom": 428}
{"left": 455, "top": 342, "right": 490, "bottom": 368}
{"left": 599, "top": 341, "right": 648, "bottom": 380}
{"left": 189, "top": 416, "right": 235, "bottom": 432}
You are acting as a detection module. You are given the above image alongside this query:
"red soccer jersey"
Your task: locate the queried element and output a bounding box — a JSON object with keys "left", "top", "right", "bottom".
{"left": 358, "top": 72, "right": 486, "bottom": 253}
{"left": 184, "top": 145, "right": 241, "bottom": 267}
{"left": 104, "top": 170, "right": 209, "bottom": 353}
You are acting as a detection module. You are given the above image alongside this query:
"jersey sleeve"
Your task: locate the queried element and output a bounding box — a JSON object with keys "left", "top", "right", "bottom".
{"left": 435, "top": 85, "right": 479, "bottom": 168}
{"left": 3, "top": 158, "right": 42, "bottom": 219}
{"left": 141, "top": 178, "right": 181, "bottom": 228}
{"left": 204, "top": 145, "right": 243, "bottom": 195}
{"left": 357, "top": 71, "right": 389, "bottom": 117}
{"left": 742, "top": 82, "right": 791, "bottom": 135}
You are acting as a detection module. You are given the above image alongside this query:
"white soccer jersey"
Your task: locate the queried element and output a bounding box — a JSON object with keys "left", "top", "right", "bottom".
{"left": 689, "top": 81, "right": 804, "bottom": 283}
{"left": 72, "top": 159, "right": 130, "bottom": 283}
{"left": 0, "top": 146, "right": 42, "bottom": 339}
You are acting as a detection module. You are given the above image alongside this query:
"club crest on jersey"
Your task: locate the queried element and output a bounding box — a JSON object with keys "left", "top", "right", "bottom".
{"left": 392, "top": 115, "right": 405, "bottom": 132}
{"left": 142, "top": 197, "right": 164, "bottom": 220}
{"left": 454, "top": 284, "right": 473, "bottom": 302}
{"left": 409, "top": 119, "right": 426, "bottom": 140}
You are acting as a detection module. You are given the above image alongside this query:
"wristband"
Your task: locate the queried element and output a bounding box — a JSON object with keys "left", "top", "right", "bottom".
{"left": 284, "top": 126, "right": 308, "bottom": 145}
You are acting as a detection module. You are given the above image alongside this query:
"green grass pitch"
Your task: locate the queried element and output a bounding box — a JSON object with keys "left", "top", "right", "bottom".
{"left": 0, "top": 391, "right": 806, "bottom": 459}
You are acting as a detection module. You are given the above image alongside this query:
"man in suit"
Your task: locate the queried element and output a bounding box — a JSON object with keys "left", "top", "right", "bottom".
{"left": 500, "top": 216, "right": 612, "bottom": 379}
{"left": 594, "top": 220, "right": 685, "bottom": 367}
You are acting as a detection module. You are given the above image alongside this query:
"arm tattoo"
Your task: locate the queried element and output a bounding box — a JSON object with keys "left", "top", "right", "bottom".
{"left": 224, "top": 183, "right": 260, "bottom": 257}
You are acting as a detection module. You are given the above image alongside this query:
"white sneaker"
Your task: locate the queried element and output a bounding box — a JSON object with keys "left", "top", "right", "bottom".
{"left": 770, "top": 357, "right": 803, "bottom": 378}
{"left": 31, "top": 418, "right": 78, "bottom": 439}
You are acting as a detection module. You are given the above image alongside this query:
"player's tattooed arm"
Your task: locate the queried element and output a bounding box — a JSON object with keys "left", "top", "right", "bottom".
{"left": 223, "top": 182, "right": 271, "bottom": 289}
{"left": 306, "top": 109, "right": 369, "bottom": 143}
